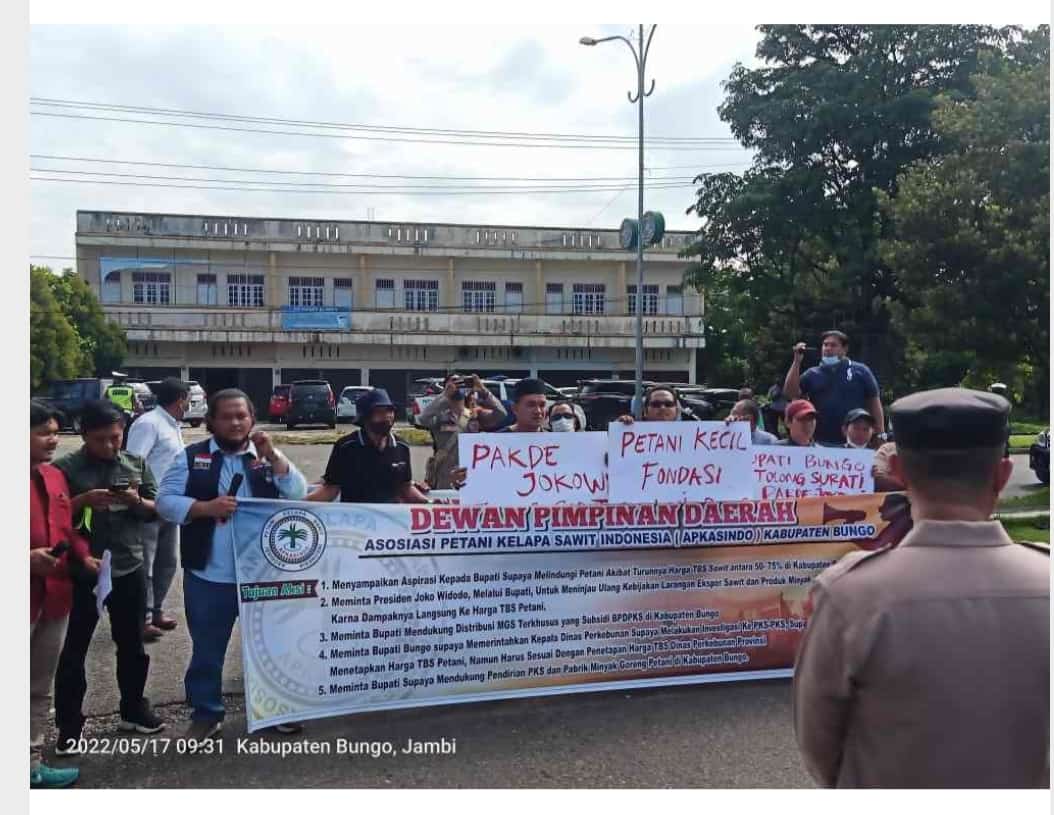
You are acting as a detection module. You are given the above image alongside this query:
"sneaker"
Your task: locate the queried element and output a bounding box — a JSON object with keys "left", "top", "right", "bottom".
{"left": 54, "top": 733, "right": 81, "bottom": 756}
{"left": 183, "top": 718, "right": 222, "bottom": 741}
{"left": 118, "top": 701, "right": 166, "bottom": 735}
{"left": 142, "top": 623, "right": 165, "bottom": 643}
{"left": 31, "top": 763, "right": 80, "bottom": 789}
{"left": 270, "top": 722, "right": 304, "bottom": 735}
{"left": 152, "top": 613, "right": 179, "bottom": 631}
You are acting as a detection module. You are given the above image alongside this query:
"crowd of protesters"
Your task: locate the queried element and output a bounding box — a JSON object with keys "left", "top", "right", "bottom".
{"left": 29, "top": 327, "right": 1048, "bottom": 789}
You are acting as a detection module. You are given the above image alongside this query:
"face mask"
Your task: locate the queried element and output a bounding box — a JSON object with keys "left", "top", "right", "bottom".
{"left": 821, "top": 355, "right": 841, "bottom": 366}
{"left": 367, "top": 420, "right": 394, "bottom": 437}
{"left": 550, "top": 417, "right": 575, "bottom": 433}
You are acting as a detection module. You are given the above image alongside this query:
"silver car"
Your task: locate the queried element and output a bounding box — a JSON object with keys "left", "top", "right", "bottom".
{"left": 185, "top": 381, "right": 207, "bottom": 427}
{"left": 337, "top": 385, "right": 374, "bottom": 423}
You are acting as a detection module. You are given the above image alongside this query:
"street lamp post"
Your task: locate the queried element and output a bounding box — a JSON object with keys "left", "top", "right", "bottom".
{"left": 581, "top": 25, "right": 656, "bottom": 419}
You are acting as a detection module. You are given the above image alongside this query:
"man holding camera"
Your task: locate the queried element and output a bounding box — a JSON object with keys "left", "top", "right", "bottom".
{"left": 418, "top": 374, "right": 506, "bottom": 489}
{"left": 52, "top": 400, "right": 164, "bottom": 755}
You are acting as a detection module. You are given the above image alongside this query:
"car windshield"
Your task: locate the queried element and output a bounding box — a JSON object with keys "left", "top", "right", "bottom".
{"left": 579, "top": 381, "right": 638, "bottom": 396}
{"left": 293, "top": 384, "right": 330, "bottom": 398}
{"left": 49, "top": 381, "right": 92, "bottom": 399}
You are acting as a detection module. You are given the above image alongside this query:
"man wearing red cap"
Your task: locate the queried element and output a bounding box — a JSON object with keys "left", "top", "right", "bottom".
{"left": 776, "top": 400, "right": 818, "bottom": 446}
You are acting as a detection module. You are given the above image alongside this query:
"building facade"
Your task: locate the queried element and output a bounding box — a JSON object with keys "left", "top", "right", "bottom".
{"left": 75, "top": 210, "right": 706, "bottom": 411}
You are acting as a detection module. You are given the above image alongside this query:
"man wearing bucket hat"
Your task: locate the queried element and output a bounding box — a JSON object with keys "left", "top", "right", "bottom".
{"left": 308, "top": 389, "right": 432, "bottom": 504}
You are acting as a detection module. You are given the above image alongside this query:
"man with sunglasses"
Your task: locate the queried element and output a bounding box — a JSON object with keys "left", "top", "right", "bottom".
{"left": 617, "top": 386, "right": 683, "bottom": 425}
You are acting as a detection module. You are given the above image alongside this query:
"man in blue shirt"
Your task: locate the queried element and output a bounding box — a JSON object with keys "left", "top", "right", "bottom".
{"left": 783, "top": 330, "right": 884, "bottom": 446}
{"left": 157, "top": 389, "right": 306, "bottom": 740}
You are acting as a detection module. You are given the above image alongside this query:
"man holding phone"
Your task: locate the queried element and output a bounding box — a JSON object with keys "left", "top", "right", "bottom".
{"left": 52, "top": 400, "right": 163, "bottom": 754}
{"left": 157, "top": 388, "right": 307, "bottom": 740}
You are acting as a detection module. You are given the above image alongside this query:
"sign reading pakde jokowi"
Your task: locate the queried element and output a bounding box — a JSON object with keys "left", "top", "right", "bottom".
{"left": 231, "top": 493, "right": 912, "bottom": 732}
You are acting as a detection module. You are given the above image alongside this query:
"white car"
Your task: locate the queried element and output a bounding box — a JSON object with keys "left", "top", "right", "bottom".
{"left": 185, "top": 381, "right": 206, "bottom": 427}
{"left": 337, "top": 385, "right": 374, "bottom": 423}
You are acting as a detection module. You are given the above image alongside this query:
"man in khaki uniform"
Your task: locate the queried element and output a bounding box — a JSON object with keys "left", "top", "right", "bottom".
{"left": 793, "top": 387, "right": 1049, "bottom": 788}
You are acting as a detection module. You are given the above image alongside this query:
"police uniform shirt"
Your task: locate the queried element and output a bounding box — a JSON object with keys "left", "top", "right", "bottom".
{"left": 322, "top": 428, "right": 412, "bottom": 503}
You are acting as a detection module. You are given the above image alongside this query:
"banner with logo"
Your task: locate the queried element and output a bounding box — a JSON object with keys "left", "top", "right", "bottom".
{"left": 232, "top": 493, "right": 912, "bottom": 732}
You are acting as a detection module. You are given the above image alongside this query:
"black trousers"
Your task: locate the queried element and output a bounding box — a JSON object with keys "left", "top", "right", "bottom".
{"left": 55, "top": 566, "right": 150, "bottom": 734}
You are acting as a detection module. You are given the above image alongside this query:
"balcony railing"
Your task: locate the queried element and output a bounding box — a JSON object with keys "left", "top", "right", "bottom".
{"left": 104, "top": 305, "right": 704, "bottom": 342}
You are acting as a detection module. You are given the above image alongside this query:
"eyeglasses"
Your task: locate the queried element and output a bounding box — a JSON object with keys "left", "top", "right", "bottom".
{"left": 647, "top": 400, "right": 677, "bottom": 409}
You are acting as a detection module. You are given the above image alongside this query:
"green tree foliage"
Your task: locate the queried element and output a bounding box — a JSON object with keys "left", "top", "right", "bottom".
{"left": 880, "top": 27, "right": 1050, "bottom": 410}
{"left": 684, "top": 25, "right": 1015, "bottom": 395}
{"left": 30, "top": 266, "right": 85, "bottom": 390}
{"left": 29, "top": 265, "right": 127, "bottom": 390}
{"left": 48, "top": 268, "right": 128, "bottom": 377}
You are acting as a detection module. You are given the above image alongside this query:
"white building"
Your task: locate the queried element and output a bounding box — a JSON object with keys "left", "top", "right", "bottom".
{"left": 76, "top": 210, "right": 705, "bottom": 410}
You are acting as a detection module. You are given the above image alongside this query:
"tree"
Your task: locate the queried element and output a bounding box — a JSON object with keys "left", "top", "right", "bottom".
{"left": 48, "top": 268, "right": 128, "bottom": 377}
{"left": 684, "top": 25, "right": 1014, "bottom": 394}
{"left": 880, "top": 26, "right": 1050, "bottom": 410}
{"left": 30, "top": 266, "right": 86, "bottom": 390}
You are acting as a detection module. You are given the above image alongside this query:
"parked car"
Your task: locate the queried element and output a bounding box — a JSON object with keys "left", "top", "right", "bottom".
{"left": 286, "top": 380, "right": 336, "bottom": 430}
{"left": 145, "top": 379, "right": 206, "bottom": 427}
{"left": 185, "top": 381, "right": 206, "bottom": 427}
{"left": 557, "top": 386, "right": 578, "bottom": 399}
{"left": 336, "top": 385, "right": 374, "bottom": 423}
{"left": 408, "top": 378, "right": 444, "bottom": 426}
{"left": 269, "top": 384, "right": 293, "bottom": 422}
{"left": 1030, "top": 429, "right": 1049, "bottom": 484}
{"left": 44, "top": 377, "right": 114, "bottom": 431}
{"left": 574, "top": 379, "right": 643, "bottom": 430}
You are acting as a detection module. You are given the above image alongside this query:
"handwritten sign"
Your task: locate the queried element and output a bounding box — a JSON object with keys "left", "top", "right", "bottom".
{"left": 606, "top": 421, "right": 754, "bottom": 503}
{"left": 752, "top": 447, "right": 875, "bottom": 499}
{"left": 458, "top": 432, "right": 608, "bottom": 505}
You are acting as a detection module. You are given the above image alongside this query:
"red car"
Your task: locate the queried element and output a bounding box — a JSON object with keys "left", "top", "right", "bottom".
{"left": 268, "top": 384, "right": 292, "bottom": 422}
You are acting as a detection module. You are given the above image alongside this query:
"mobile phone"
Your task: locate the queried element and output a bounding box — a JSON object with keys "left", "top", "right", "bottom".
{"left": 110, "top": 479, "right": 130, "bottom": 493}
{"left": 49, "top": 541, "right": 70, "bottom": 557}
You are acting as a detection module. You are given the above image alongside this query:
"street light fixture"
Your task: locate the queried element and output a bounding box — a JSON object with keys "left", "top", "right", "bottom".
{"left": 580, "top": 25, "right": 656, "bottom": 419}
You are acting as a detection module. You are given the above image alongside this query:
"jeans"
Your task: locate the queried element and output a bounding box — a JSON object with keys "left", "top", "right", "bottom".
{"left": 141, "top": 521, "right": 179, "bottom": 619}
{"left": 183, "top": 571, "right": 239, "bottom": 722}
{"left": 55, "top": 568, "right": 150, "bottom": 735}
{"left": 30, "top": 613, "right": 69, "bottom": 768}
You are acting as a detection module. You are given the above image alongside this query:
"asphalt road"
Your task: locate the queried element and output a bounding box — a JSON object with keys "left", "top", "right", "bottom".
{"left": 43, "top": 426, "right": 1043, "bottom": 788}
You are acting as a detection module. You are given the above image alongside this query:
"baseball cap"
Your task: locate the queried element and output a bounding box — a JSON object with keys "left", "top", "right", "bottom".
{"left": 842, "top": 408, "right": 875, "bottom": 426}
{"left": 785, "top": 399, "right": 818, "bottom": 423}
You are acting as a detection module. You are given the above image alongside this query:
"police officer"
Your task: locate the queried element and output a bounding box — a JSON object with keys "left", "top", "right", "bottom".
{"left": 793, "top": 387, "right": 1049, "bottom": 788}
{"left": 308, "top": 389, "right": 432, "bottom": 504}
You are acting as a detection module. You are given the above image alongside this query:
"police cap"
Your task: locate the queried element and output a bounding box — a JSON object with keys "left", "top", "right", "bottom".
{"left": 891, "top": 387, "right": 1010, "bottom": 450}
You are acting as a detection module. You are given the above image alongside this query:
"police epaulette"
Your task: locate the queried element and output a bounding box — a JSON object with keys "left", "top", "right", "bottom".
{"left": 818, "top": 545, "right": 894, "bottom": 585}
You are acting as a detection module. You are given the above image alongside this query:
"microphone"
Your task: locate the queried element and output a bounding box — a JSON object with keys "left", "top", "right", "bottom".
{"left": 227, "top": 473, "right": 244, "bottom": 496}
{"left": 218, "top": 473, "right": 244, "bottom": 526}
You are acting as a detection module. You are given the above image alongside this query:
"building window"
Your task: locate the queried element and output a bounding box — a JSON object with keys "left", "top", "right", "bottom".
{"left": 197, "top": 274, "right": 217, "bottom": 305}
{"left": 572, "top": 283, "right": 605, "bottom": 315}
{"left": 334, "top": 278, "right": 354, "bottom": 309}
{"left": 545, "top": 283, "right": 564, "bottom": 315}
{"left": 504, "top": 282, "right": 523, "bottom": 314}
{"left": 288, "top": 276, "right": 324, "bottom": 308}
{"left": 462, "top": 281, "right": 496, "bottom": 313}
{"left": 227, "top": 274, "right": 265, "bottom": 307}
{"left": 132, "top": 271, "right": 171, "bottom": 305}
{"left": 627, "top": 284, "right": 659, "bottom": 316}
{"left": 404, "top": 279, "right": 439, "bottom": 312}
{"left": 375, "top": 278, "right": 395, "bottom": 309}
{"left": 666, "top": 285, "right": 684, "bottom": 315}
{"left": 101, "top": 271, "right": 121, "bottom": 304}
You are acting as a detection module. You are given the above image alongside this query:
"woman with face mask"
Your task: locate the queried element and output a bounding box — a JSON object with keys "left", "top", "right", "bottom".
{"left": 548, "top": 402, "right": 581, "bottom": 432}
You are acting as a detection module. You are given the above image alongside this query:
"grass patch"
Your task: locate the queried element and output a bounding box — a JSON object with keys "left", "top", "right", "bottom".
{"left": 1000, "top": 517, "right": 1050, "bottom": 545}
{"left": 270, "top": 427, "right": 434, "bottom": 447}
{"left": 997, "top": 485, "right": 1050, "bottom": 512}
{"left": 1011, "top": 419, "right": 1048, "bottom": 436}
{"left": 1009, "top": 434, "right": 1038, "bottom": 454}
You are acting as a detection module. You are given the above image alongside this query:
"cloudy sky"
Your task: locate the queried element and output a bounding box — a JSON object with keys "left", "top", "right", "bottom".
{"left": 29, "top": 24, "right": 764, "bottom": 265}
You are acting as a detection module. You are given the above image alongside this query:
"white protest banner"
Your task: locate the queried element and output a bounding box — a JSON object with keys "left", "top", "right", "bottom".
{"left": 457, "top": 432, "right": 608, "bottom": 505}
{"left": 606, "top": 421, "right": 754, "bottom": 503}
{"left": 752, "top": 447, "right": 875, "bottom": 499}
{"left": 231, "top": 494, "right": 913, "bottom": 732}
